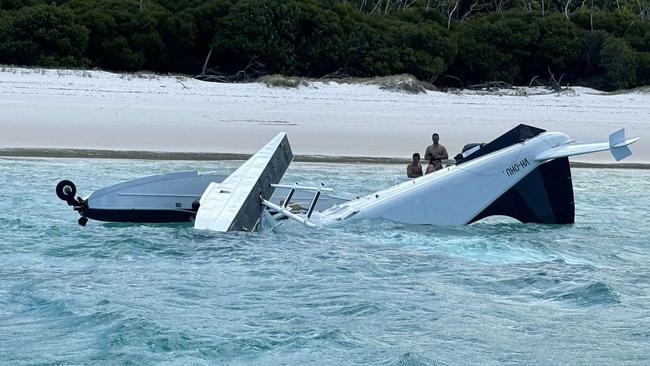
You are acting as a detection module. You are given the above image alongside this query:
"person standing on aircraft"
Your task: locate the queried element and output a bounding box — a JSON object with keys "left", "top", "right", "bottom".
{"left": 407, "top": 153, "right": 423, "bottom": 178}
{"left": 424, "top": 133, "right": 448, "bottom": 172}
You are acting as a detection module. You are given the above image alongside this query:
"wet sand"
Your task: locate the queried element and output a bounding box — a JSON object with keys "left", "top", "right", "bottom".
{"left": 2, "top": 147, "right": 648, "bottom": 169}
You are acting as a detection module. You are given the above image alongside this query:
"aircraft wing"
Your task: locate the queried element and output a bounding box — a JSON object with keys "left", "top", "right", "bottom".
{"left": 193, "top": 133, "right": 293, "bottom": 232}
{"left": 535, "top": 128, "right": 639, "bottom": 161}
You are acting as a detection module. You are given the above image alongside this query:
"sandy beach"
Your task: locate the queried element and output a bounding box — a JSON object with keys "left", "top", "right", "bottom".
{"left": 0, "top": 67, "right": 648, "bottom": 164}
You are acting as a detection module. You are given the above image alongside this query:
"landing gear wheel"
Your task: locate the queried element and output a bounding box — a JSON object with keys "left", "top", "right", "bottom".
{"left": 56, "top": 180, "right": 77, "bottom": 202}
{"left": 191, "top": 199, "right": 201, "bottom": 211}
{"left": 78, "top": 216, "right": 88, "bottom": 226}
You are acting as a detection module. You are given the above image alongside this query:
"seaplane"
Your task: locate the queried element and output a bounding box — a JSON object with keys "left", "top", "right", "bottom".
{"left": 56, "top": 124, "right": 639, "bottom": 231}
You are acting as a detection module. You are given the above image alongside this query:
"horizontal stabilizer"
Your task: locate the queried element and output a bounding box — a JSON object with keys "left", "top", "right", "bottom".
{"left": 609, "top": 128, "right": 634, "bottom": 161}
{"left": 535, "top": 128, "right": 639, "bottom": 162}
{"left": 193, "top": 133, "right": 293, "bottom": 232}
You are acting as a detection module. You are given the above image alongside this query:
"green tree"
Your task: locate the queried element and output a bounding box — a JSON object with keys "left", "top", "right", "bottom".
{"left": 158, "top": 11, "right": 199, "bottom": 72}
{"left": 211, "top": 0, "right": 299, "bottom": 75}
{"left": 637, "top": 52, "right": 650, "bottom": 85}
{"left": 290, "top": 0, "right": 345, "bottom": 75}
{"left": 64, "top": 0, "right": 166, "bottom": 71}
{"left": 599, "top": 36, "right": 637, "bottom": 90}
{"left": 0, "top": 4, "right": 89, "bottom": 66}
{"left": 451, "top": 12, "right": 540, "bottom": 84}
{"left": 0, "top": 0, "right": 46, "bottom": 10}
{"left": 183, "top": 0, "right": 233, "bottom": 70}
{"left": 533, "top": 13, "right": 584, "bottom": 78}
{"left": 363, "top": 19, "right": 453, "bottom": 79}
{"left": 0, "top": 0, "right": 648, "bottom": 90}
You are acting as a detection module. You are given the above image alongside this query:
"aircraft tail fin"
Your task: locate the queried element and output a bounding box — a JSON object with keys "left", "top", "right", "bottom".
{"left": 535, "top": 128, "right": 639, "bottom": 162}
{"left": 609, "top": 128, "right": 634, "bottom": 161}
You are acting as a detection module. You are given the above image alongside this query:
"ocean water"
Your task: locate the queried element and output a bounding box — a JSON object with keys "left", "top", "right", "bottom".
{"left": 1, "top": 157, "right": 649, "bottom": 365}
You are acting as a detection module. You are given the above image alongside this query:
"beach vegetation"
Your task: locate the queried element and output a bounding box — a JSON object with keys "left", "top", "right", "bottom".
{"left": 258, "top": 74, "right": 309, "bottom": 88}
{"left": 0, "top": 0, "right": 649, "bottom": 91}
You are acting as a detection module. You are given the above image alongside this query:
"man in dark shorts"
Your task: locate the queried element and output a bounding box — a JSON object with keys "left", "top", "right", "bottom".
{"left": 424, "top": 133, "right": 448, "bottom": 172}
{"left": 407, "top": 153, "right": 423, "bottom": 178}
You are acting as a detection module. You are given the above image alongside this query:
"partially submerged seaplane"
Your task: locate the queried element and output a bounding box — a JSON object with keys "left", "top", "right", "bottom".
{"left": 56, "top": 125, "right": 638, "bottom": 231}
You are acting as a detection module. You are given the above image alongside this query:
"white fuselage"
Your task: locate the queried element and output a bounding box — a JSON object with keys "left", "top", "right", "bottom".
{"left": 315, "top": 132, "right": 572, "bottom": 226}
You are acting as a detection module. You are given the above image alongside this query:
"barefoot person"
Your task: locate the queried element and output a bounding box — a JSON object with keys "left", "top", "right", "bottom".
{"left": 424, "top": 133, "right": 448, "bottom": 172}
{"left": 407, "top": 153, "right": 423, "bottom": 178}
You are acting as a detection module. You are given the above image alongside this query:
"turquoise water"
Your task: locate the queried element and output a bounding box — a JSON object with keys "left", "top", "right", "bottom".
{"left": 1, "top": 158, "right": 649, "bottom": 365}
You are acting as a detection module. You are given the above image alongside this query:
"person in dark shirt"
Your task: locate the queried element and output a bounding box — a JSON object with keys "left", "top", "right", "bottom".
{"left": 406, "top": 153, "right": 423, "bottom": 178}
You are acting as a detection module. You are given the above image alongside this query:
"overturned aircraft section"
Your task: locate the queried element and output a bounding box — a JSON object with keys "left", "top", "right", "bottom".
{"left": 193, "top": 133, "right": 293, "bottom": 232}
{"left": 56, "top": 125, "right": 639, "bottom": 231}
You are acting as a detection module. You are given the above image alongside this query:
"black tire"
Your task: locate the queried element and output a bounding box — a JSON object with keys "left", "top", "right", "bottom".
{"left": 56, "top": 180, "right": 76, "bottom": 201}
{"left": 191, "top": 199, "right": 200, "bottom": 211}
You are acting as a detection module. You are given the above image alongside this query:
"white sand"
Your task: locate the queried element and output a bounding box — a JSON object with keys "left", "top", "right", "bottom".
{"left": 0, "top": 67, "right": 648, "bottom": 163}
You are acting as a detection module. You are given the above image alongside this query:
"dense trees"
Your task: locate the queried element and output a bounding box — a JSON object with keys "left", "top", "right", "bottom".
{"left": 0, "top": 0, "right": 649, "bottom": 90}
{"left": 0, "top": 4, "right": 89, "bottom": 67}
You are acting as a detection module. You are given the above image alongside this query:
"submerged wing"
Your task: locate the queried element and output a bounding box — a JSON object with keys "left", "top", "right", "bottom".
{"left": 193, "top": 133, "right": 293, "bottom": 232}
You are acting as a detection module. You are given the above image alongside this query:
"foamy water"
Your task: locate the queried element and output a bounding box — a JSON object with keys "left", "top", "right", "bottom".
{"left": 1, "top": 158, "right": 649, "bottom": 364}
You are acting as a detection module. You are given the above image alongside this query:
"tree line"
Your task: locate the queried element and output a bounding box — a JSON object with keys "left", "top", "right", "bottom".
{"left": 0, "top": 0, "right": 648, "bottom": 90}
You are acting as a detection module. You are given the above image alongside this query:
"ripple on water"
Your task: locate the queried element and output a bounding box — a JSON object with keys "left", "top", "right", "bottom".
{"left": 0, "top": 159, "right": 649, "bottom": 365}
{"left": 554, "top": 281, "right": 621, "bottom": 306}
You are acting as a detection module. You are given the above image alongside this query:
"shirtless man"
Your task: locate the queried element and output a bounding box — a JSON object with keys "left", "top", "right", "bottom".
{"left": 407, "top": 153, "right": 423, "bottom": 178}
{"left": 424, "top": 133, "right": 448, "bottom": 172}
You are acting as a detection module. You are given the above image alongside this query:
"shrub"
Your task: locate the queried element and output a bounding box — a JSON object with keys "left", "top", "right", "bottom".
{"left": 600, "top": 36, "right": 637, "bottom": 90}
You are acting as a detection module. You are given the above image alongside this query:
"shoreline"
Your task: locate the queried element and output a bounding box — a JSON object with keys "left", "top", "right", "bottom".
{"left": 2, "top": 147, "right": 649, "bottom": 169}
{"left": 1, "top": 67, "right": 648, "bottom": 166}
